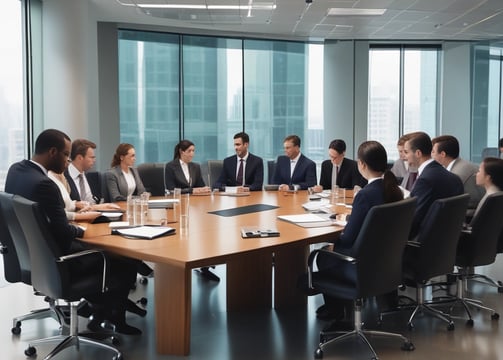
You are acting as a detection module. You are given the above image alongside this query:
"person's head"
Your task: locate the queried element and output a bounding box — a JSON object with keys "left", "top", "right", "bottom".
{"left": 70, "top": 139, "right": 97, "bottom": 172}
{"left": 33, "top": 129, "right": 72, "bottom": 174}
{"left": 397, "top": 134, "right": 411, "bottom": 160}
{"left": 283, "top": 135, "right": 301, "bottom": 160}
{"left": 357, "top": 140, "right": 402, "bottom": 203}
{"left": 111, "top": 143, "right": 136, "bottom": 168}
{"left": 431, "top": 135, "right": 459, "bottom": 166}
{"left": 476, "top": 157, "right": 503, "bottom": 190}
{"left": 233, "top": 132, "right": 249, "bottom": 158}
{"left": 173, "top": 140, "right": 195, "bottom": 163}
{"left": 328, "top": 139, "right": 346, "bottom": 166}
{"left": 403, "top": 131, "right": 432, "bottom": 168}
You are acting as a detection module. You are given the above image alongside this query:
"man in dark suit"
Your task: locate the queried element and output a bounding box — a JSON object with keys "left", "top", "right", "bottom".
{"left": 64, "top": 139, "right": 101, "bottom": 203}
{"left": 404, "top": 132, "right": 464, "bottom": 239}
{"left": 214, "top": 132, "right": 264, "bottom": 191}
{"left": 5, "top": 129, "right": 141, "bottom": 335}
{"left": 317, "top": 139, "right": 367, "bottom": 190}
{"left": 272, "top": 134, "right": 317, "bottom": 190}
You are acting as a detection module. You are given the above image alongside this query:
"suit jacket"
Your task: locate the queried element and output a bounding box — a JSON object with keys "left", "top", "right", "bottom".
{"left": 214, "top": 153, "right": 264, "bottom": 191}
{"left": 64, "top": 169, "right": 101, "bottom": 203}
{"left": 105, "top": 166, "right": 146, "bottom": 201}
{"left": 450, "top": 158, "right": 485, "bottom": 210}
{"left": 164, "top": 160, "right": 206, "bottom": 194}
{"left": 272, "top": 154, "right": 317, "bottom": 190}
{"left": 319, "top": 157, "right": 367, "bottom": 189}
{"left": 5, "top": 160, "right": 84, "bottom": 254}
{"left": 410, "top": 160, "right": 464, "bottom": 238}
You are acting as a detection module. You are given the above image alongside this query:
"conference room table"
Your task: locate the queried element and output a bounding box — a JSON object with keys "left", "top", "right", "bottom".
{"left": 80, "top": 190, "right": 349, "bottom": 355}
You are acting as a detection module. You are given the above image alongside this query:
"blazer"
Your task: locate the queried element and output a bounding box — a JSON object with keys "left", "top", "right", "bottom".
{"left": 214, "top": 153, "right": 264, "bottom": 191}
{"left": 105, "top": 166, "right": 146, "bottom": 201}
{"left": 5, "top": 160, "right": 84, "bottom": 254}
{"left": 64, "top": 168, "right": 101, "bottom": 203}
{"left": 319, "top": 157, "right": 367, "bottom": 190}
{"left": 271, "top": 154, "right": 317, "bottom": 190}
{"left": 410, "top": 160, "right": 464, "bottom": 239}
{"left": 450, "top": 158, "right": 485, "bottom": 210}
{"left": 390, "top": 158, "right": 408, "bottom": 180}
{"left": 164, "top": 160, "right": 206, "bottom": 194}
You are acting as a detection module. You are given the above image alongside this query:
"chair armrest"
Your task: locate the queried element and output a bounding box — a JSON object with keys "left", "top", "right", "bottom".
{"left": 407, "top": 240, "right": 421, "bottom": 248}
{"left": 461, "top": 228, "right": 472, "bottom": 235}
{"left": 57, "top": 249, "right": 108, "bottom": 293}
{"left": 307, "top": 249, "right": 356, "bottom": 289}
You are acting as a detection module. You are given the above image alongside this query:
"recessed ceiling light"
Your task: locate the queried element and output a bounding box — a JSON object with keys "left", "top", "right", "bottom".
{"left": 116, "top": 1, "right": 276, "bottom": 10}
{"left": 327, "top": 8, "right": 386, "bottom": 16}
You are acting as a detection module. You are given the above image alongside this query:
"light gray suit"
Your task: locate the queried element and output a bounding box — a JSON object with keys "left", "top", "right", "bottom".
{"left": 450, "top": 158, "right": 485, "bottom": 211}
{"left": 105, "top": 166, "right": 146, "bottom": 201}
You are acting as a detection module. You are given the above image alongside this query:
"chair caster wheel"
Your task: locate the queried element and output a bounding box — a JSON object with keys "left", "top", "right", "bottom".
{"left": 401, "top": 341, "right": 415, "bottom": 351}
{"left": 11, "top": 325, "right": 21, "bottom": 335}
{"left": 447, "top": 322, "right": 455, "bottom": 331}
{"left": 491, "top": 312, "right": 499, "bottom": 320}
{"left": 130, "top": 282, "right": 137, "bottom": 290}
{"left": 24, "top": 346, "right": 36, "bottom": 357}
{"left": 466, "top": 319, "right": 474, "bottom": 327}
{"left": 139, "top": 277, "right": 148, "bottom": 285}
{"left": 137, "top": 297, "right": 148, "bottom": 305}
{"left": 314, "top": 348, "right": 323, "bottom": 359}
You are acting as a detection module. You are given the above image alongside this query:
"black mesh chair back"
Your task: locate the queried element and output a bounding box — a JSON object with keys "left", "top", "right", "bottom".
{"left": 138, "top": 162, "right": 166, "bottom": 196}
{"left": 207, "top": 160, "right": 223, "bottom": 189}
{"left": 405, "top": 193, "right": 469, "bottom": 282}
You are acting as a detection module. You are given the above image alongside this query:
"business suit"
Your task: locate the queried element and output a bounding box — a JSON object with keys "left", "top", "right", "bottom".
{"left": 410, "top": 160, "right": 464, "bottom": 239}
{"left": 6, "top": 160, "right": 83, "bottom": 254}
{"left": 450, "top": 158, "right": 485, "bottom": 211}
{"left": 64, "top": 167, "right": 101, "bottom": 203}
{"left": 105, "top": 166, "right": 146, "bottom": 201}
{"left": 164, "top": 160, "right": 206, "bottom": 193}
{"left": 319, "top": 157, "right": 367, "bottom": 190}
{"left": 272, "top": 154, "right": 317, "bottom": 190}
{"left": 214, "top": 153, "right": 264, "bottom": 191}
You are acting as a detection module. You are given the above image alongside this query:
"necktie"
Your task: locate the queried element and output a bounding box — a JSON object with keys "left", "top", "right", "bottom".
{"left": 78, "top": 173, "right": 86, "bottom": 201}
{"left": 236, "top": 159, "right": 244, "bottom": 185}
{"left": 406, "top": 172, "right": 417, "bottom": 191}
{"left": 332, "top": 165, "right": 339, "bottom": 188}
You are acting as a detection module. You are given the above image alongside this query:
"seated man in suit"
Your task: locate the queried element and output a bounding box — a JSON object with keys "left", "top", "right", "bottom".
{"left": 404, "top": 131, "right": 464, "bottom": 239}
{"left": 272, "top": 134, "right": 317, "bottom": 191}
{"left": 431, "top": 135, "right": 485, "bottom": 217}
{"left": 315, "top": 139, "right": 367, "bottom": 192}
{"left": 214, "top": 132, "right": 264, "bottom": 192}
{"left": 5, "top": 129, "right": 141, "bottom": 335}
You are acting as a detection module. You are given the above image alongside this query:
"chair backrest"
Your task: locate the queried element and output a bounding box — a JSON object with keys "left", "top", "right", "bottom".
{"left": 352, "top": 197, "right": 416, "bottom": 298}
{"left": 462, "top": 191, "right": 503, "bottom": 266}
{"left": 408, "top": 193, "right": 469, "bottom": 282}
{"left": 0, "top": 192, "right": 31, "bottom": 284}
{"left": 267, "top": 160, "right": 276, "bottom": 184}
{"left": 137, "top": 162, "right": 166, "bottom": 196}
{"left": 207, "top": 160, "right": 223, "bottom": 189}
{"left": 11, "top": 195, "right": 66, "bottom": 300}
{"left": 85, "top": 171, "right": 102, "bottom": 202}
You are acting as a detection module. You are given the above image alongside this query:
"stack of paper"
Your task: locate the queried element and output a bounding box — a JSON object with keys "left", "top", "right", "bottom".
{"left": 148, "top": 199, "right": 178, "bottom": 209}
{"left": 277, "top": 214, "right": 334, "bottom": 228}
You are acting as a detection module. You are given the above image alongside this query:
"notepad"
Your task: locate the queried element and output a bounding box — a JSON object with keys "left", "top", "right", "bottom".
{"left": 277, "top": 214, "right": 335, "bottom": 228}
{"left": 112, "top": 226, "right": 175, "bottom": 239}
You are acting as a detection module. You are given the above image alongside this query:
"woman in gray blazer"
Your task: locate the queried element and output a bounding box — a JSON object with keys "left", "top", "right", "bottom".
{"left": 106, "top": 143, "right": 146, "bottom": 201}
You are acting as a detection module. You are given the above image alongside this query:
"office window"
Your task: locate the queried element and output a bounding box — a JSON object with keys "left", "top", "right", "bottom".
{"left": 0, "top": 0, "right": 25, "bottom": 190}
{"left": 368, "top": 46, "right": 439, "bottom": 160}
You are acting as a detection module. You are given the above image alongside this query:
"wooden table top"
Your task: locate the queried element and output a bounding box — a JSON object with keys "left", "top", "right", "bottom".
{"left": 79, "top": 190, "right": 348, "bottom": 268}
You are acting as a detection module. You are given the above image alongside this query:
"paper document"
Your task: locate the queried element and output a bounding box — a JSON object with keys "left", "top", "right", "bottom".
{"left": 113, "top": 226, "right": 175, "bottom": 239}
{"left": 148, "top": 199, "right": 178, "bottom": 209}
{"left": 277, "top": 213, "right": 339, "bottom": 228}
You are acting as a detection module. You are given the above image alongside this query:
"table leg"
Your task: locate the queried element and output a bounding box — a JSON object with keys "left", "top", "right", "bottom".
{"left": 154, "top": 262, "right": 192, "bottom": 355}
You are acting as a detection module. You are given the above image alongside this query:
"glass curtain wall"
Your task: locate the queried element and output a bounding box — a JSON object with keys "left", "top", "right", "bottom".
{"left": 0, "top": 0, "right": 25, "bottom": 191}
{"left": 368, "top": 46, "right": 439, "bottom": 160}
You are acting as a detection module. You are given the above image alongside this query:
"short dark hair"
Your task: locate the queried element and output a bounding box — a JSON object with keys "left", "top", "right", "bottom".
{"left": 284, "top": 135, "right": 301, "bottom": 147}
{"left": 406, "top": 131, "right": 432, "bottom": 155}
{"left": 329, "top": 139, "right": 346, "bottom": 154}
{"left": 71, "top": 139, "right": 97, "bottom": 160}
{"left": 234, "top": 132, "right": 249, "bottom": 144}
{"left": 173, "top": 139, "right": 195, "bottom": 160}
{"left": 34, "top": 129, "right": 70, "bottom": 155}
{"left": 483, "top": 157, "right": 503, "bottom": 190}
{"left": 432, "top": 135, "right": 460, "bottom": 159}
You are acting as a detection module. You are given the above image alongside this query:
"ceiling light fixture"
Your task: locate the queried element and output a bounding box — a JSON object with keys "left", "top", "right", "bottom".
{"left": 327, "top": 8, "right": 386, "bottom": 16}
{"left": 116, "top": 1, "right": 276, "bottom": 11}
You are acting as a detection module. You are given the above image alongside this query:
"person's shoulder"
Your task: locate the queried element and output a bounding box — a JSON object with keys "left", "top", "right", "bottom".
{"left": 300, "top": 153, "right": 315, "bottom": 164}
{"left": 248, "top": 153, "right": 263, "bottom": 162}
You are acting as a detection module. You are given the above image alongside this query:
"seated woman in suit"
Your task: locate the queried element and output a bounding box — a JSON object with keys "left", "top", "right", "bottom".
{"left": 313, "top": 140, "right": 402, "bottom": 322}
{"left": 106, "top": 143, "right": 146, "bottom": 201}
{"left": 471, "top": 157, "right": 503, "bottom": 220}
{"left": 164, "top": 140, "right": 210, "bottom": 194}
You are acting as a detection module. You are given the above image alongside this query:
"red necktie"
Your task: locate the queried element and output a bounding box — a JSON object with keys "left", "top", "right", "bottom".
{"left": 236, "top": 159, "right": 244, "bottom": 185}
{"left": 406, "top": 172, "right": 417, "bottom": 191}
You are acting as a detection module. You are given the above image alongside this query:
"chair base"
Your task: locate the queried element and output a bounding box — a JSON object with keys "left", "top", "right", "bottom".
{"left": 406, "top": 303, "right": 455, "bottom": 331}
{"left": 12, "top": 307, "right": 61, "bottom": 335}
{"left": 466, "top": 273, "right": 503, "bottom": 293}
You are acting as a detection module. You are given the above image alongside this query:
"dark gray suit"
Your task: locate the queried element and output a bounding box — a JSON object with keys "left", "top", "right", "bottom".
{"left": 450, "top": 158, "right": 485, "bottom": 211}
{"left": 319, "top": 157, "right": 367, "bottom": 189}
{"left": 272, "top": 154, "right": 317, "bottom": 190}
{"left": 164, "top": 160, "right": 206, "bottom": 194}
{"left": 105, "top": 166, "right": 146, "bottom": 201}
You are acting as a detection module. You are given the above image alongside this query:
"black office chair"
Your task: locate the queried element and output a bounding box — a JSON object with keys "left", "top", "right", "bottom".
{"left": 137, "top": 162, "right": 166, "bottom": 196}
{"left": 308, "top": 197, "right": 416, "bottom": 359}
{"left": 0, "top": 192, "right": 62, "bottom": 335}
{"left": 451, "top": 192, "right": 503, "bottom": 322}
{"left": 207, "top": 160, "right": 223, "bottom": 189}
{"left": 86, "top": 171, "right": 103, "bottom": 203}
{"left": 398, "top": 194, "right": 469, "bottom": 330}
{"left": 11, "top": 195, "right": 122, "bottom": 360}
{"left": 267, "top": 159, "right": 276, "bottom": 184}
